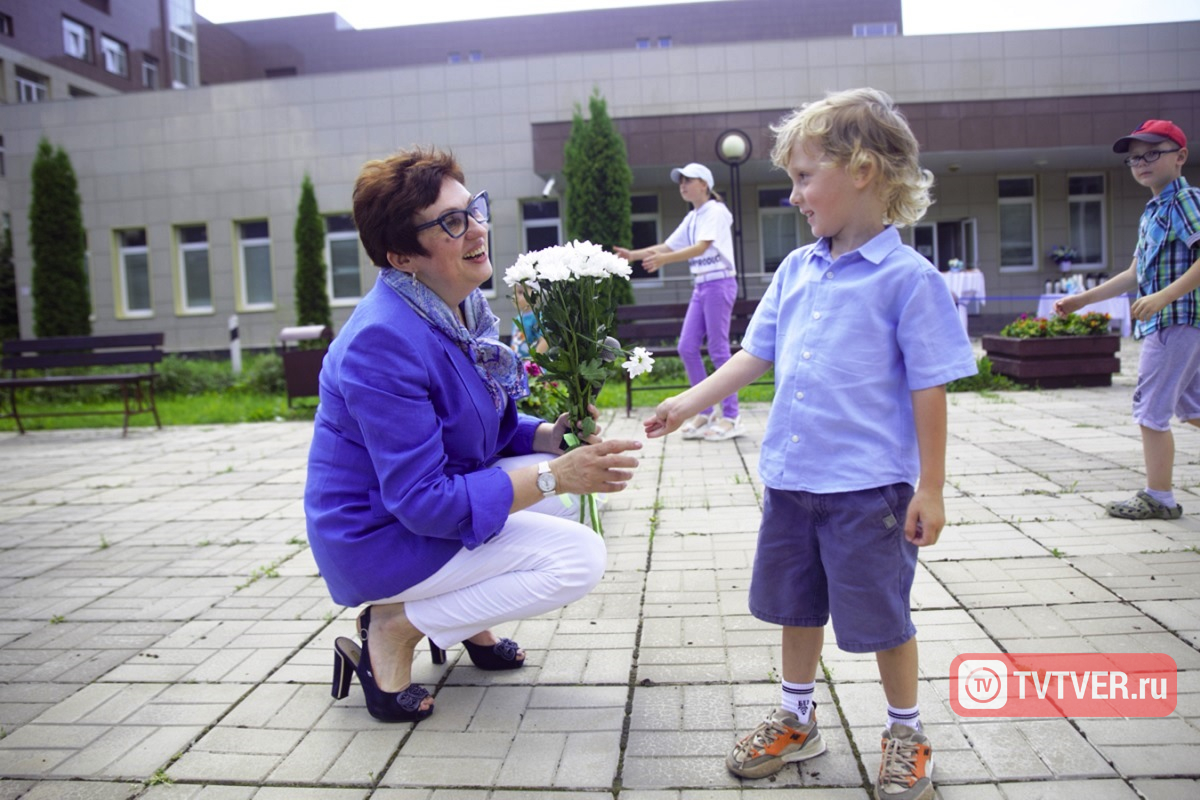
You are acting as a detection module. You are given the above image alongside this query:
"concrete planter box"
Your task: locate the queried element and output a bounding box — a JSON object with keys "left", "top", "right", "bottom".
{"left": 981, "top": 334, "right": 1121, "bottom": 388}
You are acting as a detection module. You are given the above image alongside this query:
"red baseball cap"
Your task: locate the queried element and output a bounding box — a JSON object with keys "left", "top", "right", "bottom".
{"left": 1113, "top": 119, "right": 1187, "bottom": 153}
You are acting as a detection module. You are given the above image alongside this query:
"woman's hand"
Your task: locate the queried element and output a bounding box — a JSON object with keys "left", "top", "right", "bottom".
{"left": 552, "top": 439, "right": 642, "bottom": 494}
{"left": 535, "top": 405, "right": 602, "bottom": 453}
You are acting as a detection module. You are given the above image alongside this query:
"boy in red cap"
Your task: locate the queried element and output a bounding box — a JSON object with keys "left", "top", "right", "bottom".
{"left": 1056, "top": 119, "right": 1200, "bottom": 519}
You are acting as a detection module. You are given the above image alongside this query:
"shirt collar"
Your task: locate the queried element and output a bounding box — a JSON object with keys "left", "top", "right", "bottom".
{"left": 1149, "top": 176, "right": 1189, "bottom": 210}
{"left": 814, "top": 225, "right": 901, "bottom": 265}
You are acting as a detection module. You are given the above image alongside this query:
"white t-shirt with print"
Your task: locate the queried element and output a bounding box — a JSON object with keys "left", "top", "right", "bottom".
{"left": 664, "top": 199, "right": 735, "bottom": 280}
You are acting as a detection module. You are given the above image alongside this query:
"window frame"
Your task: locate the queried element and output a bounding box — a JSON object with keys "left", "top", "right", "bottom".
{"left": 235, "top": 220, "right": 275, "bottom": 312}
{"left": 324, "top": 214, "right": 363, "bottom": 306}
{"left": 115, "top": 228, "right": 153, "bottom": 318}
{"left": 629, "top": 194, "right": 663, "bottom": 286}
{"left": 756, "top": 185, "right": 805, "bottom": 276}
{"left": 141, "top": 56, "right": 159, "bottom": 89}
{"left": 101, "top": 35, "right": 129, "bottom": 77}
{"left": 15, "top": 67, "right": 48, "bottom": 103}
{"left": 63, "top": 16, "right": 93, "bottom": 62}
{"left": 1067, "top": 173, "right": 1106, "bottom": 269}
{"left": 521, "top": 199, "right": 562, "bottom": 253}
{"left": 175, "top": 224, "right": 213, "bottom": 314}
{"left": 998, "top": 175, "right": 1039, "bottom": 274}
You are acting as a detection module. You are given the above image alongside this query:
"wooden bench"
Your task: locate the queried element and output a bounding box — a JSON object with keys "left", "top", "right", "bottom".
{"left": 616, "top": 298, "right": 766, "bottom": 415}
{"left": 0, "top": 333, "right": 164, "bottom": 436}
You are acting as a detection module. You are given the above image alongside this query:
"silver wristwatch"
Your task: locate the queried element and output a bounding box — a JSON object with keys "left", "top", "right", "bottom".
{"left": 536, "top": 461, "right": 558, "bottom": 497}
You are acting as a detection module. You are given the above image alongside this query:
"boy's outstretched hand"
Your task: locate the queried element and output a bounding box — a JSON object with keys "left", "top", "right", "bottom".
{"left": 644, "top": 396, "right": 686, "bottom": 439}
{"left": 904, "top": 487, "right": 945, "bottom": 547}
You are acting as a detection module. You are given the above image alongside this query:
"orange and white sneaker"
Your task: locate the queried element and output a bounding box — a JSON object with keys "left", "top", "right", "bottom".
{"left": 726, "top": 707, "right": 825, "bottom": 779}
{"left": 876, "top": 723, "right": 934, "bottom": 800}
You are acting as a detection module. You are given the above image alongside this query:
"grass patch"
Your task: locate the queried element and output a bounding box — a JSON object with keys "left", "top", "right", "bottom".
{"left": 0, "top": 351, "right": 1015, "bottom": 433}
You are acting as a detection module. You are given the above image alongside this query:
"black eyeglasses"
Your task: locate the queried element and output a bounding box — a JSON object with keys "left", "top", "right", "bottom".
{"left": 414, "top": 191, "right": 489, "bottom": 238}
{"left": 1124, "top": 149, "right": 1181, "bottom": 167}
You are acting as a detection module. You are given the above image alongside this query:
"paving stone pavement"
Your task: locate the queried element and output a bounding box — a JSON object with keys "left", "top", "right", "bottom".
{"left": 0, "top": 338, "right": 1198, "bottom": 798}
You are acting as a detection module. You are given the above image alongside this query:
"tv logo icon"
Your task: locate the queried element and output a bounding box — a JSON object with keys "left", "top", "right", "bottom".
{"left": 957, "top": 659, "right": 1008, "bottom": 709}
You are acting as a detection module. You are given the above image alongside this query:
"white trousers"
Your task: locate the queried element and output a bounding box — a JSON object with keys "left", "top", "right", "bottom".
{"left": 369, "top": 453, "right": 607, "bottom": 648}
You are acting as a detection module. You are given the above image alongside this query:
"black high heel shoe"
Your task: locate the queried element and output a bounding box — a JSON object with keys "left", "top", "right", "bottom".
{"left": 357, "top": 606, "right": 446, "bottom": 665}
{"left": 463, "top": 637, "right": 525, "bottom": 671}
{"left": 331, "top": 636, "right": 434, "bottom": 723}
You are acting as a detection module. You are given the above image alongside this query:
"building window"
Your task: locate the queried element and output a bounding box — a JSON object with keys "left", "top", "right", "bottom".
{"left": 522, "top": 199, "right": 561, "bottom": 252}
{"left": 0, "top": 13, "right": 14, "bottom": 37}
{"left": 657, "top": 36, "right": 672, "bottom": 48}
{"left": 758, "top": 187, "right": 803, "bottom": 273}
{"left": 116, "top": 228, "right": 152, "bottom": 316}
{"left": 81, "top": 0, "right": 111, "bottom": 12}
{"left": 169, "top": 31, "right": 196, "bottom": 87}
{"left": 635, "top": 37, "right": 650, "bottom": 49}
{"left": 853, "top": 22, "right": 898, "bottom": 36}
{"left": 69, "top": 86, "right": 96, "bottom": 98}
{"left": 141, "top": 56, "right": 159, "bottom": 89}
{"left": 1068, "top": 175, "right": 1105, "bottom": 267}
{"left": 236, "top": 220, "right": 274, "bottom": 309}
{"left": 167, "top": 0, "right": 197, "bottom": 88}
{"left": 468, "top": 50, "right": 483, "bottom": 62}
{"left": 265, "top": 66, "right": 297, "bottom": 78}
{"left": 447, "top": 52, "right": 462, "bottom": 64}
{"left": 325, "top": 214, "right": 362, "bottom": 303}
{"left": 101, "top": 35, "right": 128, "bottom": 77}
{"left": 15, "top": 67, "right": 48, "bottom": 103}
{"left": 629, "top": 195, "right": 661, "bottom": 281}
{"left": 63, "top": 17, "right": 94, "bottom": 62}
{"left": 176, "top": 224, "right": 212, "bottom": 312}
{"left": 998, "top": 177, "right": 1037, "bottom": 272}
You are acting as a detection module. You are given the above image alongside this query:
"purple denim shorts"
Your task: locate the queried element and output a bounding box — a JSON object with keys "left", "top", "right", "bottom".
{"left": 748, "top": 483, "right": 918, "bottom": 653}
{"left": 1132, "top": 325, "right": 1200, "bottom": 431}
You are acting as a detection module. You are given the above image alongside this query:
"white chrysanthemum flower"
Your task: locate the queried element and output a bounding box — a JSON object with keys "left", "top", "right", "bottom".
{"left": 504, "top": 254, "right": 539, "bottom": 286}
{"left": 621, "top": 346, "right": 655, "bottom": 379}
{"left": 535, "top": 248, "right": 573, "bottom": 283}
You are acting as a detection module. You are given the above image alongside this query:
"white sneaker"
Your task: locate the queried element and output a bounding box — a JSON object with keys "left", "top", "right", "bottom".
{"left": 704, "top": 416, "right": 744, "bottom": 441}
{"left": 680, "top": 413, "right": 712, "bottom": 440}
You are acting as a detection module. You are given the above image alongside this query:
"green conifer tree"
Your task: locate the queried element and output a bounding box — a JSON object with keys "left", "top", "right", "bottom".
{"left": 29, "top": 138, "right": 91, "bottom": 337}
{"left": 293, "top": 174, "right": 332, "bottom": 333}
{"left": 0, "top": 226, "right": 18, "bottom": 342}
{"left": 563, "top": 90, "right": 634, "bottom": 305}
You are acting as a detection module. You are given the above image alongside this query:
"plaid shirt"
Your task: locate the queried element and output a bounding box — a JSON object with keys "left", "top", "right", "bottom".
{"left": 1135, "top": 176, "right": 1200, "bottom": 339}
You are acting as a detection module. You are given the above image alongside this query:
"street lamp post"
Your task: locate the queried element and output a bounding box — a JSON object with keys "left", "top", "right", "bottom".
{"left": 716, "top": 129, "right": 752, "bottom": 299}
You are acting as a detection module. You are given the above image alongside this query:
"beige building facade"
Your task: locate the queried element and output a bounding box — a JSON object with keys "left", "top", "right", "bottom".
{"left": 0, "top": 5, "right": 1197, "bottom": 351}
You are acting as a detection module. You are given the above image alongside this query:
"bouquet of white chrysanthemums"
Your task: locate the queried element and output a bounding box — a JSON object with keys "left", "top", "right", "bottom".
{"left": 505, "top": 240, "right": 654, "bottom": 532}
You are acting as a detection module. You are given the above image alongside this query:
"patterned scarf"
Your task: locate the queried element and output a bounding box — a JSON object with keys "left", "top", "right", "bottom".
{"left": 381, "top": 268, "right": 528, "bottom": 414}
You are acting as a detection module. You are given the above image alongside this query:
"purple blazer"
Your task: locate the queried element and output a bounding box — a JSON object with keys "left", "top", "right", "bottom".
{"left": 304, "top": 277, "right": 540, "bottom": 607}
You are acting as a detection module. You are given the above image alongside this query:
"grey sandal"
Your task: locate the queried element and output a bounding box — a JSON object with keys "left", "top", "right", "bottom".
{"left": 1106, "top": 490, "right": 1183, "bottom": 520}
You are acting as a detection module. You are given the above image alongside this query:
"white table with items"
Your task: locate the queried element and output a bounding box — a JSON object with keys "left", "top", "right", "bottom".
{"left": 940, "top": 270, "right": 986, "bottom": 332}
{"left": 1036, "top": 294, "right": 1132, "bottom": 337}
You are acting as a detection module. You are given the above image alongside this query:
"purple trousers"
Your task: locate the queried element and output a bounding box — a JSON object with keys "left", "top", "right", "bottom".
{"left": 679, "top": 277, "right": 739, "bottom": 420}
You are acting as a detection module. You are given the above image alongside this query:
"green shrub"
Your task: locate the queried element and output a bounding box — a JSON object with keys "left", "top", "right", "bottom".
{"left": 947, "top": 356, "right": 1020, "bottom": 392}
{"left": 242, "top": 354, "right": 285, "bottom": 395}
{"left": 155, "top": 355, "right": 237, "bottom": 396}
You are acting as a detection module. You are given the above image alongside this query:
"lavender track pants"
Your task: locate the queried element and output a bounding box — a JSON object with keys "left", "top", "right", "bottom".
{"left": 679, "top": 277, "right": 739, "bottom": 420}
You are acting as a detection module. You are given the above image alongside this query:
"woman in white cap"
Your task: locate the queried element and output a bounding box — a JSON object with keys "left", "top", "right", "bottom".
{"left": 616, "top": 163, "right": 742, "bottom": 440}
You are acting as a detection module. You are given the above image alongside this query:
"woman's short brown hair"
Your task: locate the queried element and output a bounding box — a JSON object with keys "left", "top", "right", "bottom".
{"left": 352, "top": 147, "right": 464, "bottom": 267}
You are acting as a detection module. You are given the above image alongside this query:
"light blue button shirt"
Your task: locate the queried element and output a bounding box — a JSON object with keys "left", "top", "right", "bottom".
{"left": 742, "top": 227, "right": 977, "bottom": 493}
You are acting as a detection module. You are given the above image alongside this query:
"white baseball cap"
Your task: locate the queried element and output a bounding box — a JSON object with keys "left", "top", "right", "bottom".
{"left": 669, "top": 163, "right": 714, "bottom": 189}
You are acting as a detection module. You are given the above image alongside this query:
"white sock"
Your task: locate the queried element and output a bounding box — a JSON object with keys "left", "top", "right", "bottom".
{"left": 781, "top": 680, "right": 815, "bottom": 724}
{"left": 1144, "top": 487, "right": 1176, "bottom": 508}
{"left": 887, "top": 703, "right": 920, "bottom": 731}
